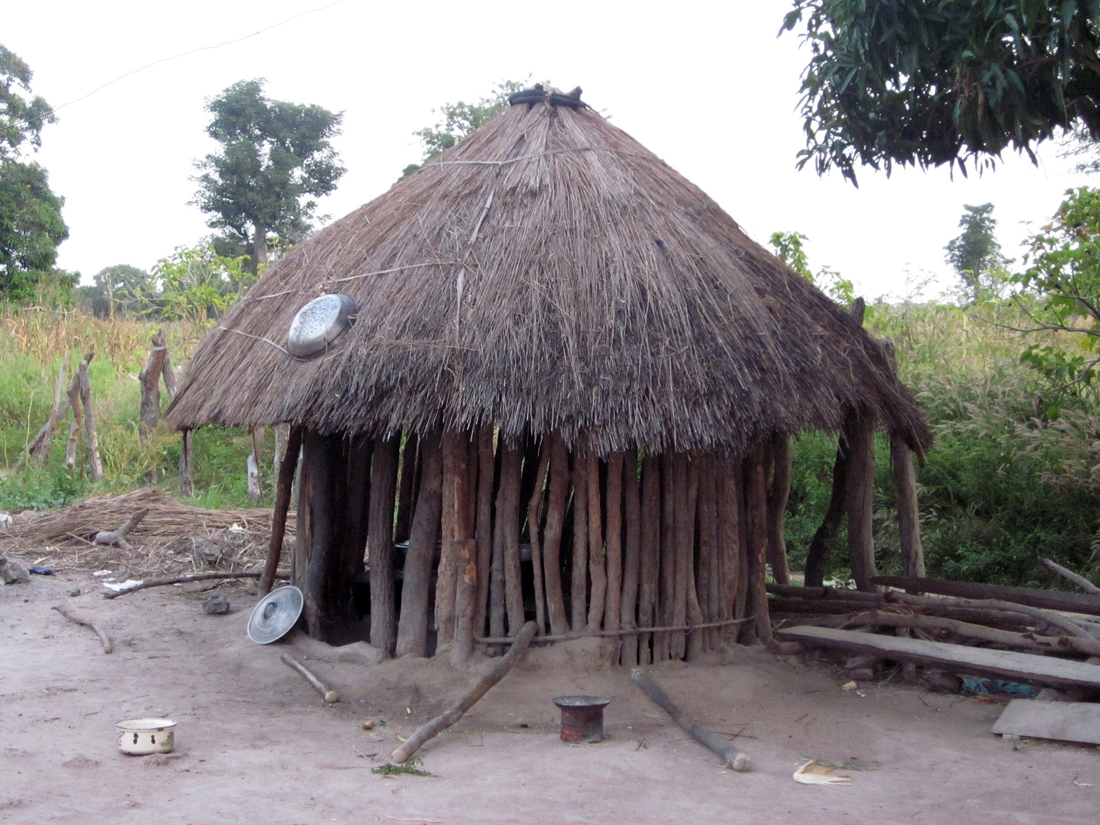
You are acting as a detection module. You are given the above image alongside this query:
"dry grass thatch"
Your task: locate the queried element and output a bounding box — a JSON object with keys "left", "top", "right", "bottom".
{"left": 166, "top": 89, "right": 930, "bottom": 457}
{"left": 2, "top": 488, "right": 296, "bottom": 578}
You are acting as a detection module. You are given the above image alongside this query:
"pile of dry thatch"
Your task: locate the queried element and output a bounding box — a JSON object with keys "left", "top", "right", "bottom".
{"left": 3, "top": 488, "right": 295, "bottom": 578}
{"left": 167, "top": 89, "right": 930, "bottom": 457}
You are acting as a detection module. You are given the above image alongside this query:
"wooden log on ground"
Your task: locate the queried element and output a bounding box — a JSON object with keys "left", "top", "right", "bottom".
{"left": 392, "top": 621, "right": 538, "bottom": 763}
{"left": 586, "top": 452, "right": 607, "bottom": 632}
{"left": 102, "top": 571, "right": 280, "bottom": 599}
{"left": 542, "top": 434, "right": 570, "bottom": 636}
{"left": 396, "top": 429, "right": 443, "bottom": 659}
{"left": 53, "top": 605, "right": 111, "bottom": 653}
{"left": 620, "top": 449, "right": 641, "bottom": 666}
{"left": 280, "top": 652, "right": 339, "bottom": 703}
{"left": 259, "top": 425, "right": 302, "bottom": 596}
{"left": 765, "top": 433, "right": 791, "bottom": 585}
{"left": 1041, "top": 558, "right": 1100, "bottom": 596}
{"left": 368, "top": 435, "right": 400, "bottom": 655}
{"left": 93, "top": 509, "right": 148, "bottom": 550}
{"left": 777, "top": 625, "right": 1100, "bottom": 690}
{"left": 631, "top": 669, "right": 750, "bottom": 772}
{"left": 872, "top": 576, "right": 1100, "bottom": 618}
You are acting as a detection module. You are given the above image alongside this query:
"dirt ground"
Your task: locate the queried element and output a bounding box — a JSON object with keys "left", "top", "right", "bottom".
{"left": 3, "top": 561, "right": 1099, "bottom": 825}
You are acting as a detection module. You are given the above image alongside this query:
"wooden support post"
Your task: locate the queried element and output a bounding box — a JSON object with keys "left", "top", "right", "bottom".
{"left": 604, "top": 451, "right": 624, "bottom": 638}
{"left": 138, "top": 330, "right": 166, "bottom": 441}
{"left": 69, "top": 353, "right": 102, "bottom": 480}
{"left": 473, "top": 427, "right": 495, "bottom": 638}
{"left": 179, "top": 428, "right": 195, "bottom": 497}
{"left": 804, "top": 422, "right": 851, "bottom": 588}
{"left": 683, "top": 455, "right": 705, "bottom": 661}
{"left": 891, "top": 434, "right": 925, "bottom": 579}
{"left": 586, "top": 452, "right": 607, "bottom": 632}
{"left": 394, "top": 433, "right": 419, "bottom": 544}
{"left": 542, "top": 434, "right": 570, "bottom": 636}
{"left": 526, "top": 438, "right": 551, "bottom": 635}
{"left": 845, "top": 412, "right": 878, "bottom": 592}
{"left": 396, "top": 429, "right": 442, "bottom": 658}
{"left": 717, "top": 455, "right": 742, "bottom": 639}
{"left": 766, "top": 432, "right": 792, "bottom": 585}
{"left": 571, "top": 440, "right": 589, "bottom": 633}
{"left": 743, "top": 448, "right": 772, "bottom": 644}
{"left": 498, "top": 438, "right": 525, "bottom": 636}
{"left": 26, "top": 352, "right": 69, "bottom": 464}
{"left": 341, "top": 435, "right": 372, "bottom": 585}
{"left": 368, "top": 435, "right": 400, "bottom": 655}
{"left": 435, "top": 430, "right": 465, "bottom": 654}
{"left": 697, "top": 454, "right": 719, "bottom": 652}
{"left": 452, "top": 435, "right": 477, "bottom": 669}
{"left": 619, "top": 450, "right": 640, "bottom": 666}
{"left": 247, "top": 426, "right": 265, "bottom": 503}
{"left": 670, "top": 453, "right": 690, "bottom": 659}
{"left": 656, "top": 453, "right": 676, "bottom": 661}
{"left": 638, "top": 454, "right": 660, "bottom": 664}
{"left": 260, "top": 425, "right": 302, "bottom": 596}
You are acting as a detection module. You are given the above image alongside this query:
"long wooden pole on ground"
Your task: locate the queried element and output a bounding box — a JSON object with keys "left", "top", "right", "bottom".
{"left": 392, "top": 621, "right": 538, "bottom": 763}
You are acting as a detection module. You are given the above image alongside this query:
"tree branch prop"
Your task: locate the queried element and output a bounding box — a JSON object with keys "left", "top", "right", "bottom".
{"left": 92, "top": 508, "right": 148, "bottom": 550}
{"left": 1042, "top": 558, "right": 1100, "bottom": 596}
{"left": 52, "top": 605, "right": 112, "bottom": 653}
{"left": 631, "top": 668, "right": 750, "bottom": 772}
{"left": 392, "top": 620, "right": 537, "bottom": 763}
{"left": 102, "top": 571, "right": 284, "bottom": 599}
{"left": 280, "top": 652, "right": 339, "bottom": 703}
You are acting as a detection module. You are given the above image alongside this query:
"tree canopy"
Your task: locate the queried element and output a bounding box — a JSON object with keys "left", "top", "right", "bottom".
{"left": 945, "top": 203, "right": 1010, "bottom": 301}
{"left": 781, "top": 1, "right": 1100, "bottom": 183}
{"left": 0, "top": 44, "right": 70, "bottom": 302}
{"left": 192, "top": 79, "right": 345, "bottom": 275}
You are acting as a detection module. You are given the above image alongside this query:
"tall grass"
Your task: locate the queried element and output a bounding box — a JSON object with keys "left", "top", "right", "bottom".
{"left": 0, "top": 306, "right": 266, "bottom": 512}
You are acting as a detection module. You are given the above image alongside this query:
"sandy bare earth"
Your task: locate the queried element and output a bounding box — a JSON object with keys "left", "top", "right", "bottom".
{"left": 2, "top": 564, "right": 1099, "bottom": 825}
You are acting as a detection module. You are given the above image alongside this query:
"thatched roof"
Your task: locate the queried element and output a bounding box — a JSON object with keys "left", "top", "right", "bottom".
{"left": 166, "top": 88, "right": 930, "bottom": 457}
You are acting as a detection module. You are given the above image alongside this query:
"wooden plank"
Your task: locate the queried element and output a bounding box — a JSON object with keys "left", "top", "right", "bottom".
{"left": 776, "top": 625, "right": 1100, "bottom": 691}
{"left": 992, "top": 699, "right": 1100, "bottom": 746}
{"left": 873, "top": 576, "right": 1100, "bottom": 617}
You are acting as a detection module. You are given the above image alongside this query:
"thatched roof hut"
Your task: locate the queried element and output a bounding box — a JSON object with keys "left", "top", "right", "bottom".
{"left": 167, "top": 87, "right": 930, "bottom": 665}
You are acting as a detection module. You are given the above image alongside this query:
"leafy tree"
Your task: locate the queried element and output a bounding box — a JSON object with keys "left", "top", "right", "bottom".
{"left": 401, "top": 79, "right": 533, "bottom": 178}
{"left": 781, "top": 1, "right": 1100, "bottom": 183}
{"left": 150, "top": 245, "right": 254, "bottom": 326}
{"left": 0, "top": 44, "right": 70, "bottom": 302}
{"left": 769, "top": 230, "right": 855, "bottom": 304}
{"left": 79, "top": 264, "right": 153, "bottom": 318}
{"left": 1015, "top": 186, "right": 1100, "bottom": 394}
{"left": 192, "top": 79, "right": 344, "bottom": 276}
{"left": 945, "top": 203, "right": 1011, "bottom": 301}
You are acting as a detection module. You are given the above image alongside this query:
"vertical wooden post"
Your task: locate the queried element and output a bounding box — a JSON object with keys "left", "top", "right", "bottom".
{"left": 452, "top": 435, "right": 477, "bottom": 669}
{"left": 542, "top": 434, "right": 570, "bottom": 636}
{"left": 260, "top": 425, "right": 302, "bottom": 596}
{"left": 845, "top": 412, "right": 878, "bottom": 592}
{"left": 394, "top": 433, "right": 419, "bottom": 544}
{"left": 571, "top": 440, "right": 589, "bottom": 633}
{"left": 138, "top": 331, "right": 166, "bottom": 482}
{"left": 297, "top": 431, "right": 349, "bottom": 642}
{"left": 586, "top": 452, "right": 607, "bottom": 632}
{"left": 248, "top": 426, "right": 265, "bottom": 503}
{"left": 638, "top": 454, "right": 660, "bottom": 664}
{"left": 75, "top": 354, "right": 102, "bottom": 480}
{"left": 742, "top": 447, "right": 772, "bottom": 644}
{"left": 683, "top": 455, "right": 705, "bottom": 661}
{"left": 179, "top": 429, "right": 195, "bottom": 497}
{"left": 526, "top": 439, "right": 551, "bottom": 635}
{"left": 656, "top": 453, "right": 676, "bottom": 661}
{"left": 697, "top": 454, "right": 719, "bottom": 652}
{"left": 496, "top": 438, "right": 525, "bottom": 636}
{"left": 368, "top": 435, "right": 400, "bottom": 655}
{"left": 669, "top": 453, "right": 690, "bottom": 660}
{"left": 341, "top": 435, "right": 373, "bottom": 584}
{"left": 766, "top": 432, "right": 792, "bottom": 585}
{"left": 435, "top": 430, "right": 465, "bottom": 653}
{"left": 396, "top": 430, "right": 442, "bottom": 657}
{"left": 619, "top": 449, "right": 640, "bottom": 666}
{"left": 804, "top": 426, "right": 851, "bottom": 588}
{"left": 474, "top": 427, "right": 495, "bottom": 637}
{"left": 717, "top": 455, "right": 742, "bottom": 637}
{"left": 603, "top": 451, "right": 623, "bottom": 637}
{"left": 892, "top": 435, "right": 925, "bottom": 579}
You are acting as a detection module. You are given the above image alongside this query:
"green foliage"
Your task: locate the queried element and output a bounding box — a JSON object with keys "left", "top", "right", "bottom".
{"left": 150, "top": 245, "right": 254, "bottom": 326}
{"left": 781, "top": 1, "right": 1100, "bottom": 183}
{"left": 78, "top": 264, "right": 153, "bottom": 319}
{"left": 945, "top": 203, "right": 1010, "bottom": 302}
{"left": 769, "top": 230, "right": 855, "bottom": 304}
{"left": 371, "top": 759, "right": 432, "bottom": 777}
{"left": 192, "top": 79, "right": 344, "bottom": 274}
{"left": 0, "top": 43, "right": 54, "bottom": 161}
{"left": 403, "top": 79, "right": 535, "bottom": 178}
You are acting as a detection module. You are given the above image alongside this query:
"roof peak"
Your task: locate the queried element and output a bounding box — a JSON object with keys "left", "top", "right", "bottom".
{"left": 508, "top": 84, "right": 584, "bottom": 110}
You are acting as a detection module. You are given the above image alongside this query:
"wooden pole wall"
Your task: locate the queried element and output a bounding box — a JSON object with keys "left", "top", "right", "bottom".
{"left": 396, "top": 428, "right": 442, "bottom": 658}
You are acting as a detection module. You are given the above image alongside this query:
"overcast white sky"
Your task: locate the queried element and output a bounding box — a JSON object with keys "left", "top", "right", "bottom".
{"left": 6, "top": 0, "right": 1095, "bottom": 300}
